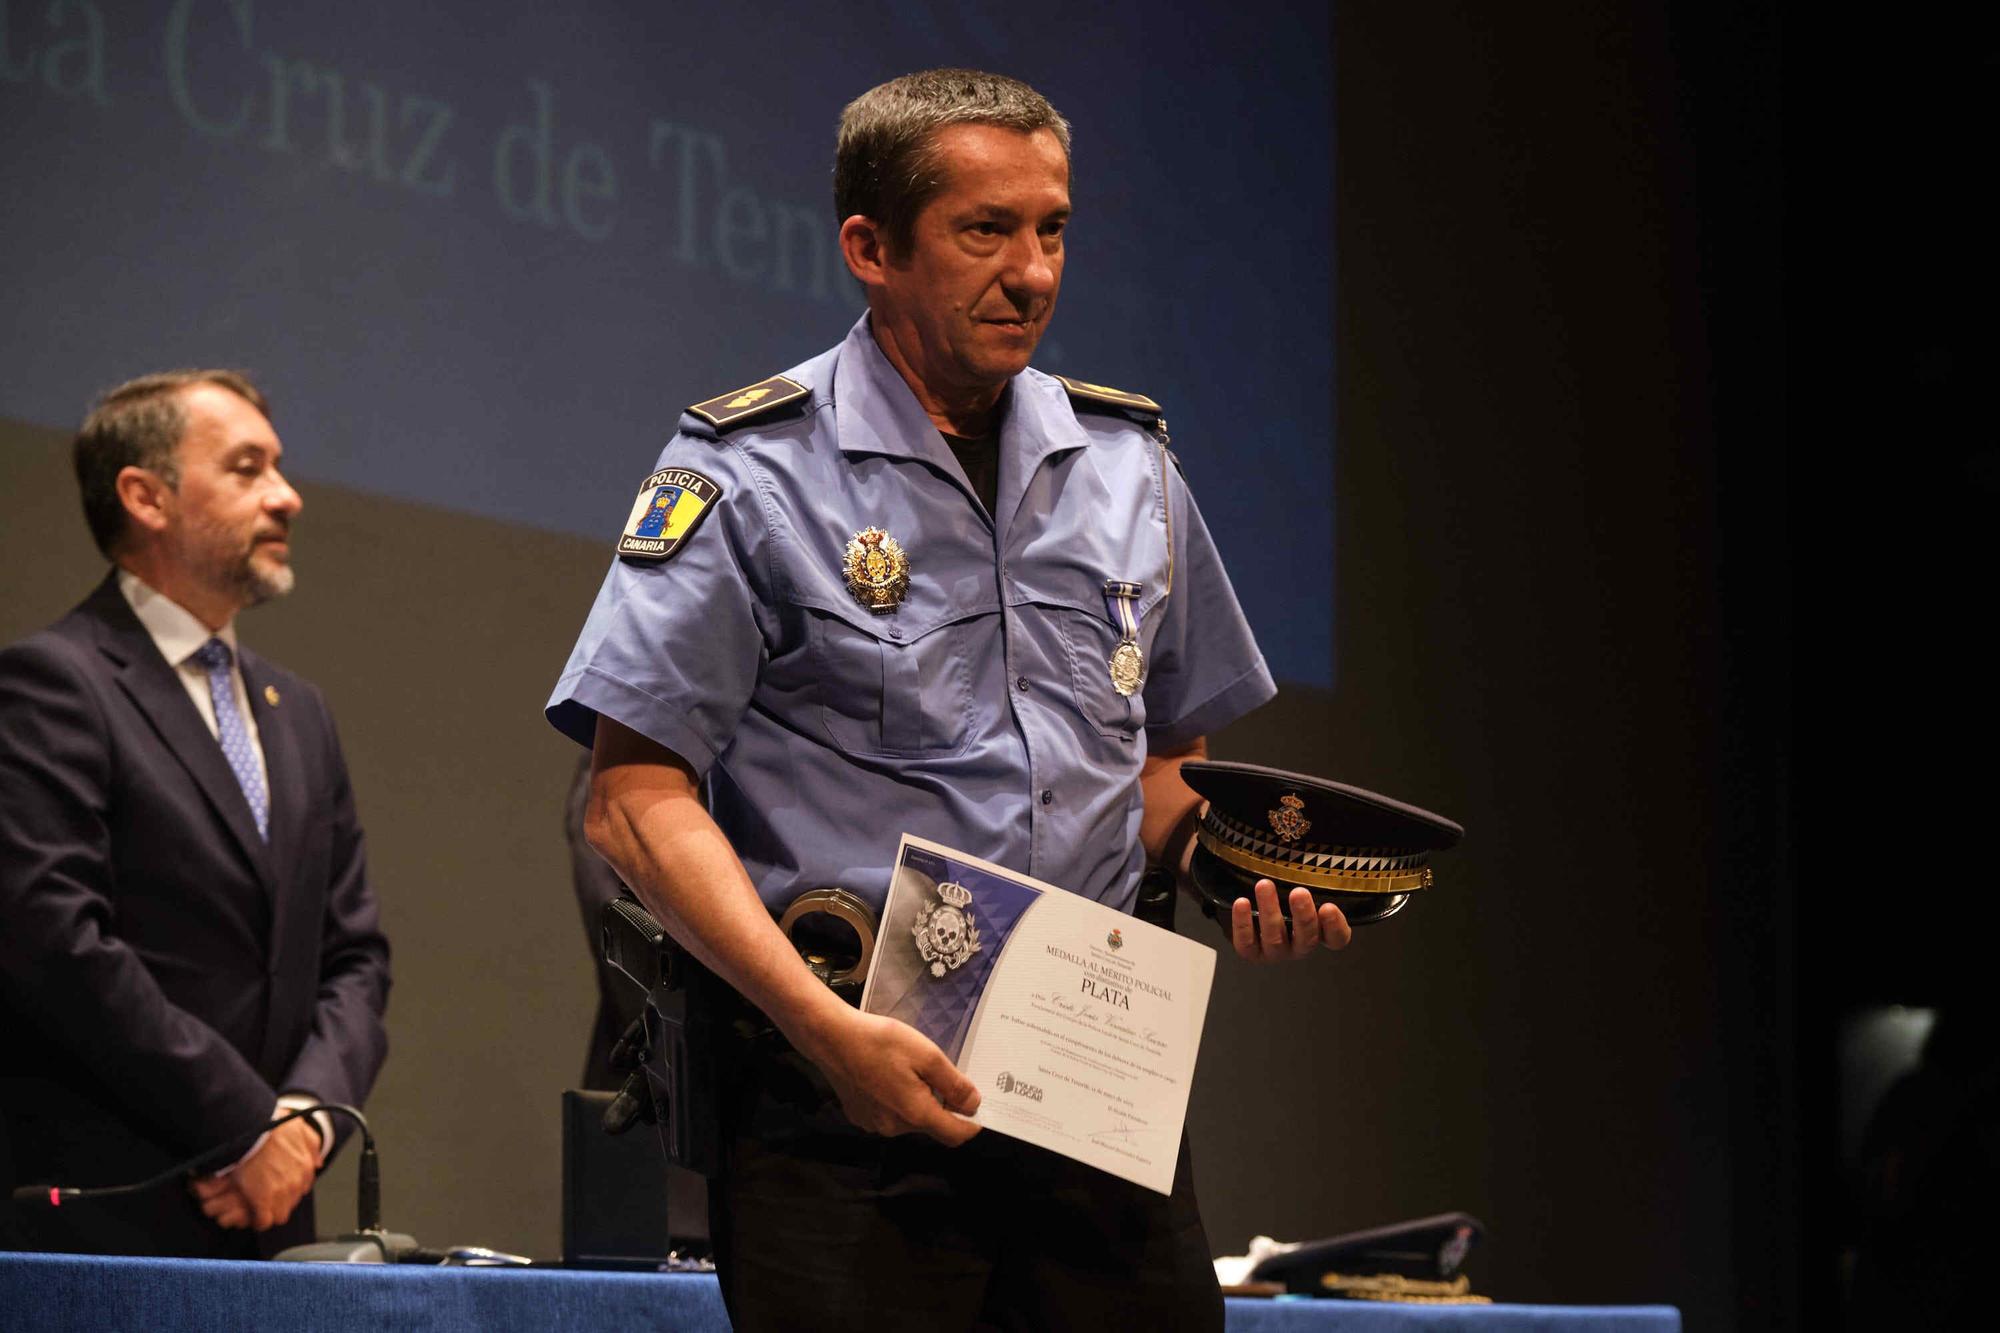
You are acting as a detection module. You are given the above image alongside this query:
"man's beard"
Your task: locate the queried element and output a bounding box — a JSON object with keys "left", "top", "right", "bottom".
{"left": 240, "top": 554, "right": 295, "bottom": 604}
{"left": 188, "top": 523, "right": 295, "bottom": 608}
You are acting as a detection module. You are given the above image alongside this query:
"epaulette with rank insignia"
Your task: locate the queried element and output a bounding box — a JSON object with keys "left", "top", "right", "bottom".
{"left": 1054, "top": 373, "right": 1178, "bottom": 472}
{"left": 1054, "top": 373, "right": 1162, "bottom": 420}
{"left": 687, "top": 374, "right": 811, "bottom": 431}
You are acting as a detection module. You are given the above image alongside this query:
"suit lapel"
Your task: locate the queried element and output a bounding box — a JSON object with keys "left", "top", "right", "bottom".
{"left": 85, "top": 578, "right": 278, "bottom": 898}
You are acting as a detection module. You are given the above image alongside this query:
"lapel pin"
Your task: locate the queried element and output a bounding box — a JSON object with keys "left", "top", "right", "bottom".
{"left": 264, "top": 685, "right": 281, "bottom": 706}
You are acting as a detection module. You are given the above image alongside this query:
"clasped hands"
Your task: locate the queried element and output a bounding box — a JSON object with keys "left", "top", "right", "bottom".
{"left": 188, "top": 1115, "right": 320, "bottom": 1231}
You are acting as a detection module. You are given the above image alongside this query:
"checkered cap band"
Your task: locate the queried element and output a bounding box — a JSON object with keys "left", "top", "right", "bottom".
{"left": 1200, "top": 806, "right": 1432, "bottom": 872}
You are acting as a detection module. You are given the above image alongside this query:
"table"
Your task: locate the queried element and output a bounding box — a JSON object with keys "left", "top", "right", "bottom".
{"left": 0, "top": 1252, "right": 1681, "bottom": 1331}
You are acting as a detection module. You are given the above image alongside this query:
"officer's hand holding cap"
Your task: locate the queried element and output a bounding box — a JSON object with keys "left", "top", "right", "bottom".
{"left": 1179, "top": 760, "right": 1463, "bottom": 935}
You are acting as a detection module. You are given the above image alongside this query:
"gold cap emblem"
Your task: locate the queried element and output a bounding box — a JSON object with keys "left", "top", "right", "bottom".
{"left": 843, "top": 527, "right": 910, "bottom": 612}
{"left": 1269, "top": 792, "right": 1310, "bottom": 843}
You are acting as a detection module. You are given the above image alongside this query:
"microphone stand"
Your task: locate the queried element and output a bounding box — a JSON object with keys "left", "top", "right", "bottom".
{"left": 267, "top": 1105, "right": 425, "bottom": 1263}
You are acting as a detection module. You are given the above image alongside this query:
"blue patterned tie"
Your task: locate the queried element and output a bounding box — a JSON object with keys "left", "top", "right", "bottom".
{"left": 190, "top": 637, "right": 268, "bottom": 840}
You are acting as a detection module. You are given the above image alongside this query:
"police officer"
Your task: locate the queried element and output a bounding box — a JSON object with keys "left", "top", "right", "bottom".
{"left": 548, "top": 68, "right": 1350, "bottom": 1331}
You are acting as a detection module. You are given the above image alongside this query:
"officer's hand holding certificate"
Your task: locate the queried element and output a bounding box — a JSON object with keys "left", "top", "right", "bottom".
{"left": 860, "top": 835, "right": 1216, "bottom": 1193}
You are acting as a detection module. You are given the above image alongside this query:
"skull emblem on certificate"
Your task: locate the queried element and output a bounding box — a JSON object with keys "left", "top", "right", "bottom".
{"left": 913, "top": 880, "right": 982, "bottom": 978}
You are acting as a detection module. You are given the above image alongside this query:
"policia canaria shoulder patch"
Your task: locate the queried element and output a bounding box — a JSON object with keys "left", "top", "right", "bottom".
{"left": 618, "top": 466, "right": 722, "bottom": 561}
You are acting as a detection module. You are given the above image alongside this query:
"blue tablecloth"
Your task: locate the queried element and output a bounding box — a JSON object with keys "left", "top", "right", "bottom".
{"left": 0, "top": 1252, "right": 1680, "bottom": 1331}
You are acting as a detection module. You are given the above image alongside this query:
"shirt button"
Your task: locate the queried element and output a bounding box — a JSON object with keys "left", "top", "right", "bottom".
{"left": 1017, "top": 676, "right": 1030, "bottom": 692}
{"left": 1040, "top": 790, "right": 1054, "bottom": 805}
{"left": 886, "top": 625, "right": 903, "bottom": 640}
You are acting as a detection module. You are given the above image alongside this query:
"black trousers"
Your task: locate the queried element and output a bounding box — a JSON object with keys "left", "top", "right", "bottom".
{"left": 707, "top": 1035, "right": 1224, "bottom": 1333}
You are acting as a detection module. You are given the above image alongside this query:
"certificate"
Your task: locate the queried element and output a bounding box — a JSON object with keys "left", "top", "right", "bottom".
{"left": 859, "top": 834, "right": 1216, "bottom": 1194}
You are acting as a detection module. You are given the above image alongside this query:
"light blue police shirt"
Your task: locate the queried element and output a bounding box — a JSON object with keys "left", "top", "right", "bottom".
{"left": 547, "top": 314, "right": 1275, "bottom": 918}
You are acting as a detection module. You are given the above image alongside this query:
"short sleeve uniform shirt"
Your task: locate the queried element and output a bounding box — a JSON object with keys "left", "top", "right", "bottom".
{"left": 547, "top": 315, "right": 1275, "bottom": 918}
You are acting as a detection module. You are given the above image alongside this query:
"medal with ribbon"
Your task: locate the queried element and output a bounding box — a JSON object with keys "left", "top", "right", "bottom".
{"left": 1103, "top": 579, "right": 1145, "bottom": 697}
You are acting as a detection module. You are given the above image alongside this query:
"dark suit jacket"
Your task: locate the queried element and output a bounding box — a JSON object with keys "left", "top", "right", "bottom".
{"left": 0, "top": 574, "right": 391, "bottom": 1257}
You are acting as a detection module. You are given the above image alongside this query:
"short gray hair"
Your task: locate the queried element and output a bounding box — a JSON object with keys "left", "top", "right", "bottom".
{"left": 835, "top": 68, "right": 1071, "bottom": 253}
{"left": 73, "top": 369, "right": 269, "bottom": 557}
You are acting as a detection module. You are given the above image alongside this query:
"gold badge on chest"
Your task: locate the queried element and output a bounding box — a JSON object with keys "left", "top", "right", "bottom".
{"left": 844, "top": 527, "right": 910, "bottom": 612}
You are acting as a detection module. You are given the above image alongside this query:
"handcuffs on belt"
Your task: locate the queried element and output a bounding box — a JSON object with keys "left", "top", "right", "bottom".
{"left": 776, "top": 887, "right": 878, "bottom": 1005}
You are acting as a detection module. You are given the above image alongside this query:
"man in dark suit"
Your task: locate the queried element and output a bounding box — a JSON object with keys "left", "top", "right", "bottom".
{"left": 0, "top": 369, "right": 391, "bottom": 1258}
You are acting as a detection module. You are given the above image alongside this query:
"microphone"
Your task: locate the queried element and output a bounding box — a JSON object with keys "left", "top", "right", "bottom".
{"left": 9, "top": 1103, "right": 416, "bottom": 1262}
{"left": 11, "top": 1103, "right": 367, "bottom": 1210}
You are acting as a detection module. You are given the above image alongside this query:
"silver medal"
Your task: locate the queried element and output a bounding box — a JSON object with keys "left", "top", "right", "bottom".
{"left": 1109, "top": 641, "right": 1145, "bottom": 697}
{"left": 1103, "top": 580, "right": 1147, "bottom": 696}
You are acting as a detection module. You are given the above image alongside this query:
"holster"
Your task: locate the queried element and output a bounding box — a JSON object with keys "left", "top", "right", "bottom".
{"left": 641, "top": 940, "right": 726, "bottom": 1178}
{"left": 599, "top": 897, "right": 724, "bottom": 1178}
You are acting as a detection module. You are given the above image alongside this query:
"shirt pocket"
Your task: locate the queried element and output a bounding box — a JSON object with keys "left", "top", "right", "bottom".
{"left": 1050, "top": 605, "right": 1141, "bottom": 740}
{"left": 806, "top": 606, "right": 977, "bottom": 759}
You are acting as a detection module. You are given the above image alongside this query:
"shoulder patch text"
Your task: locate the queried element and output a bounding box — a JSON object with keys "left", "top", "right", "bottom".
{"left": 618, "top": 467, "right": 723, "bottom": 562}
